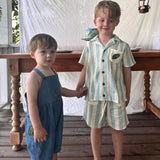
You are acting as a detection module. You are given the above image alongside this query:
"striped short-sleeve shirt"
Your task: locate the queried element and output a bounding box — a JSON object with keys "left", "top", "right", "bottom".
{"left": 79, "top": 35, "right": 136, "bottom": 103}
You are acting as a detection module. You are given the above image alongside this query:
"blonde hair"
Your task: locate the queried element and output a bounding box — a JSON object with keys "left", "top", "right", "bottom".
{"left": 94, "top": 0, "right": 121, "bottom": 19}
{"left": 29, "top": 33, "right": 57, "bottom": 52}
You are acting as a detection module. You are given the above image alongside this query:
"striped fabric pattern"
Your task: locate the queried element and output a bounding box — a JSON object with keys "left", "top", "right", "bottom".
{"left": 79, "top": 35, "right": 136, "bottom": 103}
{"left": 83, "top": 101, "right": 129, "bottom": 130}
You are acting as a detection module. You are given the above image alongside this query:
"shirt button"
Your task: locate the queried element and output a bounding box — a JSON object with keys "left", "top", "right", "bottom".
{"left": 102, "top": 59, "right": 104, "bottom": 62}
{"left": 102, "top": 71, "right": 104, "bottom": 74}
{"left": 103, "top": 94, "right": 105, "bottom": 97}
{"left": 102, "top": 83, "right": 105, "bottom": 86}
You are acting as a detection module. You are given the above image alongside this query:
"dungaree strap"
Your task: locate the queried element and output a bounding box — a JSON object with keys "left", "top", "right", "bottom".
{"left": 33, "top": 68, "right": 45, "bottom": 78}
{"left": 51, "top": 69, "right": 57, "bottom": 75}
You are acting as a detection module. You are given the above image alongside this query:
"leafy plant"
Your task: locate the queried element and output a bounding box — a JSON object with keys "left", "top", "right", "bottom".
{"left": 12, "top": 0, "right": 19, "bottom": 44}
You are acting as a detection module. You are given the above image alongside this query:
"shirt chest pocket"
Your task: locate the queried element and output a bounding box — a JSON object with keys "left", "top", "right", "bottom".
{"left": 109, "top": 49, "right": 123, "bottom": 64}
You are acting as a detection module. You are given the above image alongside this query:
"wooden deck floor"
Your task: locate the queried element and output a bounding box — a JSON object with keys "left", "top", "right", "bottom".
{"left": 0, "top": 108, "right": 160, "bottom": 160}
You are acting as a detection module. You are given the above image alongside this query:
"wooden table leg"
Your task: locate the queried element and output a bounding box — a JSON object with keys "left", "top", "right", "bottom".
{"left": 10, "top": 75, "right": 23, "bottom": 151}
{"left": 143, "top": 70, "right": 151, "bottom": 112}
{"left": 143, "top": 71, "right": 160, "bottom": 118}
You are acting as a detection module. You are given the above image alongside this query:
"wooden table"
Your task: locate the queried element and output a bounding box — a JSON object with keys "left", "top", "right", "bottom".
{"left": 0, "top": 49, "right": 160, "bottom": 151}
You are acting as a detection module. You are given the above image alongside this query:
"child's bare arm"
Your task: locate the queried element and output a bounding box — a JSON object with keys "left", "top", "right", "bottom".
{"left": 76, "top": 66, "right": 86, "bottom": 91}
{"left": 123, "top": 67, "right": 131, "bottom": 106}
{"left": 60, "top": 66, "right": 87, "bottom": 98}
{"left": 26, "top": 72, "right": 48, "bottom": 142}
{"left": 61, "top": 86, "right": 87, "bottom": 98}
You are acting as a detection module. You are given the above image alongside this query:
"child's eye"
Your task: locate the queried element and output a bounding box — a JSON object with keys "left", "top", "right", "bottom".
{"left": 40, "top": 50, "right": 46, "bottom": 54}
{"left": 50, "top": 50, "right": 55, "bottom": 54}
{"left": 109, "top": 19, "right": 114, "bottom": 23}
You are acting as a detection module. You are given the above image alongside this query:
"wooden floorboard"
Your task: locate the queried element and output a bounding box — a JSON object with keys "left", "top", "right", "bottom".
{"left": 0, "top": 108, "right": 160, "bottom": 160}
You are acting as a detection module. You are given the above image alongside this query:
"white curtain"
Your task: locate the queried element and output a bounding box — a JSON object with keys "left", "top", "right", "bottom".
{"left": 19, "top": 0, "right": 160, "bottom": 115}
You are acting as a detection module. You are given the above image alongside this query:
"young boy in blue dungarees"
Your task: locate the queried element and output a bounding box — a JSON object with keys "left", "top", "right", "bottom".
{"left": 76, "top": 1, "right": 136, "bottom": 160}
{"left": 25, "top": 33, "right": 87, "bottom": 160}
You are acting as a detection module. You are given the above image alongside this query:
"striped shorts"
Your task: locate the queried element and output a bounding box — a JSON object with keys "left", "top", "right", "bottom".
{"left": 83, "top": 101, "right": 129, "bottom": 130}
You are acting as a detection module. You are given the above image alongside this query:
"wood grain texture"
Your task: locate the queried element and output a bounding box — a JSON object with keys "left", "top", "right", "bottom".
{"left": 0, "top": 110, "right": 160, "bottom": 160}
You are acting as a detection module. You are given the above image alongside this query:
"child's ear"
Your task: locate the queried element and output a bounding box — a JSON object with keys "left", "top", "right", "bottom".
{"left": 30, "top": 52, "right": 35, "bottom": 59}
{"left": 115, "top": 19, "right": 120, "bottom": 26}
{"left": 94, "top": 19, "right": 97, "bottom": 26}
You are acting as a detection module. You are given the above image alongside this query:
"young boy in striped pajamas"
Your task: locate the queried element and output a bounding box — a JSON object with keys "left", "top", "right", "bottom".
{"left": 76, "top": 1, "right": 136, "bottom": 160}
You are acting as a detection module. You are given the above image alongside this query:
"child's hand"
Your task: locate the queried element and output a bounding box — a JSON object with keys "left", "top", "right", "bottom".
{"left": 126, "top": 95, "right": 130, "bottom": 107}
{"left": 125, "top": 99, "right": 130, "bottom": 107}
{"left": 34, "top": 127, "right": 48, "bottom": 143}
{"left": 77, "top": 87, "right": 88, "bottom": 98}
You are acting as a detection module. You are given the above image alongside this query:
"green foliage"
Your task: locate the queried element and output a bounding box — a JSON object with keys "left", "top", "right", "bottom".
{"left": 12, "top": 0, "right": 19, "bottom": 44}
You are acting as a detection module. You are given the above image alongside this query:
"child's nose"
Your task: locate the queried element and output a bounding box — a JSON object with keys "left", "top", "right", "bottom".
{"left": 46, "top": 52, "right": 51, "bottom": 57}
{"left": 104, "top": 20, "right": 108, "bottom": 26}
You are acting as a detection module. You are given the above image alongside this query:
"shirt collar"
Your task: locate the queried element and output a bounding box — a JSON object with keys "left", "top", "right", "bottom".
{"left": 90, "top": 34, "right": 120, "bottom": 48}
